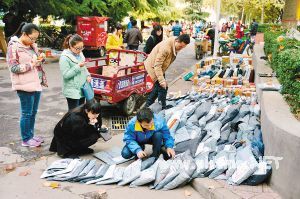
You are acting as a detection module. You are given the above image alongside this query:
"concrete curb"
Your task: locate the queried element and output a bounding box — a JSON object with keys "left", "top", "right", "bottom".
{"left": 191, "top": 178, "right": 242, "bottom": 199}
{"left": 253, "top": 44, "right": 300, "bottom": 199}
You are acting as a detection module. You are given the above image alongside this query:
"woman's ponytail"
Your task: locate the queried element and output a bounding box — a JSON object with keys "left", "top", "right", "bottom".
{"left": 62, "top": 34, "right": 73, "bottom": 49}
{"left": 62, "top": 34, "right": 83, "bottom": 49}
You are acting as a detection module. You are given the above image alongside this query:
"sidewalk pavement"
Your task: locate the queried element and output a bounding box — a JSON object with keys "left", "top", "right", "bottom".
{"left": 0, "top": 55, "right": 281, "bottom": 199}
{"left": 0, "top": 58, "right": 7, "bottom": 70}
{"left": 0, "top": 134, "right": 202, "bottom": 199}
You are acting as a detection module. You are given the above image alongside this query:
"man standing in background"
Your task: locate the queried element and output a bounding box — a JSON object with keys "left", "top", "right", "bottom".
{"left": 124, "top": 19, "right": 143, "bottom": 50}
{"left": 127, "top": 16, "right": 134, "bottom": 30}
{"left": 250, "top": 19, "right": 258, "bottom": 41}
{"left": 172, "top": 20, "right": 182, "bottom": 36}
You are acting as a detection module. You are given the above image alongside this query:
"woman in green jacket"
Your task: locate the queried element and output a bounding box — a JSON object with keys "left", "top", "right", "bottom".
{"left": 60, "top": 34, "right": 91, "bottom": 110}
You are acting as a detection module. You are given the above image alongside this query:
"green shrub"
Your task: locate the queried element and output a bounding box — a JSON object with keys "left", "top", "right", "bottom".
{"left": 272, "top": 49, "right": 300, "bottom": 114}
{"left": 257, "top": 23, "right": 282, "bottom": 33}
{"left": 264, "top": 29, "right": 300, "bottom": 116}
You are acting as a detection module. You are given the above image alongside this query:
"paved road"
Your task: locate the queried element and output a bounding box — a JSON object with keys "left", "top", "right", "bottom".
{"left": 0, "top": 39, "right": 198, "bottom": 161}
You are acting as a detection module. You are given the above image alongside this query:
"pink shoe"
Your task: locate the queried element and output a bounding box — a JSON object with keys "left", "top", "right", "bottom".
{"left": 22, "top": 139, "right": 41, "bottom": 147}
{"left": 33, "top": 136, "right": 44, "bottom": 143}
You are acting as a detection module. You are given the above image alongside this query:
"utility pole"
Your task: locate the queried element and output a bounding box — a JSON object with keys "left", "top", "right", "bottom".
{"left": 213, "top": 0, "right": 221, "bottom": 57}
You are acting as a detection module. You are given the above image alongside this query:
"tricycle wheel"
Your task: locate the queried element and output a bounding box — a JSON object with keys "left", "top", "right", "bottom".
{"left": 122, "top": 94, "right": 136, "bottom": 116}
{"left": 246, "top": 45, "right": 253, "bottom": 56}
{"left": 99, "top": 47, "right": 106, "bottom": 57}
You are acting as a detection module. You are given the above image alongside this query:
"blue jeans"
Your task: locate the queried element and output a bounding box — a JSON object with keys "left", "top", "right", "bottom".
{"left": 121, "top": 132, "right": 165, "bottom": 159}
{"left": 17, "top": 91, "right": 41, "bottom": 141}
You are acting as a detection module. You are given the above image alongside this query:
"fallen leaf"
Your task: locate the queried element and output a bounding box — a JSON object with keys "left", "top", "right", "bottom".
{"left": 40, "top": 156, "right": 47, "bottom": 160}
{"left": 5, "top": 164, "right": 16, "bottom": 172}
{"left": 43, "top": 181, "right": 60, "bottom": 189}
{"left": 19, "top": 170, "right": 31, "bottom": 176}
{"left": 114, "top": 123, "right": 121, "bottom": 127}
{"left": 50, "top": 182, "right": 60, "bottom": 189}
{"left": 184, "top": 190, "right": 192, "bottom": 197}
{"left": 98, "top": 189, "right": 107, "bottom": 195}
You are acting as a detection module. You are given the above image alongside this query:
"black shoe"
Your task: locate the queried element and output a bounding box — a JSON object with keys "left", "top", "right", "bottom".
{"left": 260, "top": 56, "right": 268, "bottom": 60}
{"left": 79, "top": 148, "right": 94, "bottom": 155}
{"left": 62, "top": 153, "right": 80, "bottom": 159}
{"left": 161, "top": 149, "right": 171, "bottom": 160}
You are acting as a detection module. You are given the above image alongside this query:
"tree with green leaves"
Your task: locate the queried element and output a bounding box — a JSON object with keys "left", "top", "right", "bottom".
{"left": 0, "top": 0, "right": 171, "bottom": 24}
{"left": 185, "top": 0, "right": 209, "bottom": 21}
{"left": 202, "top": 0, "right": 285, "bottom": 24}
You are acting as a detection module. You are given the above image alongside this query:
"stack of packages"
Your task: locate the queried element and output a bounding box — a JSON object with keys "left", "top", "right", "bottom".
{"left": 41, "top": 152, "right": 197, "bottom": 190}
{"left": 41, "top": 89, "right": 272, "bottom": 189}
{"left": 151, "top": 90, "right": 271, "bottom": 186}
{"left": 41, "top": 54, "right": 272, "bottom": 189}
{"left": 192, "top": 55, "right": 256, "bottom": 97}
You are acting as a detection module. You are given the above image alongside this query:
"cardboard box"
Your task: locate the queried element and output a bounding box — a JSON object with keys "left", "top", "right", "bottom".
{"left": 102, "top": 65, "right": 127, "bottom": 77}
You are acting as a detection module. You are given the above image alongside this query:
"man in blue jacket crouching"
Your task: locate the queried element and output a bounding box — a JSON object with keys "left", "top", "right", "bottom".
{"left": 121, "top": 108, "right": 175, "bottom": 160}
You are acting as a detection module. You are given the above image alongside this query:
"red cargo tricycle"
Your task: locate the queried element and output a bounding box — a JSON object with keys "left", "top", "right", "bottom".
{"left": 77, "top": 16, "right": 110, "bottom": 57}
{"left": 87, "top": 49, "right": 153, "bottom": 115}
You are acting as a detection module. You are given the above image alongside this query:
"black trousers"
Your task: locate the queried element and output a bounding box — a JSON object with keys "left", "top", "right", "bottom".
{"left": 50, "top": 133, "right": 100, "bottom": 157}
{"left": 66, "top": 97, "right": 85, "bottom": 111}
{"left": 127, "top": 45, "right": 139, "bottom": 50}
{"left": 121, "top": 132, "right": 169, "bottom": 159}
{"left": 146, "top": 81, "right": 168, "bottom": 109}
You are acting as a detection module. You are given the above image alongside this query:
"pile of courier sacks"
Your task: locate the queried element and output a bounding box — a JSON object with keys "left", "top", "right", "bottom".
{"left": 192, "top": 55, "right": 255, "bottom": 98}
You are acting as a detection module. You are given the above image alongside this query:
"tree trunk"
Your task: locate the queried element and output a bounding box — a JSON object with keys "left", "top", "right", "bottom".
{"left": 261, "top": 5, "right": 264, "bottom": 24}
{"left": 241, "top": 6, "right": 245, "bottom": 23}
{"left": 282, "top": 0, "right": 299, "bottom": 28}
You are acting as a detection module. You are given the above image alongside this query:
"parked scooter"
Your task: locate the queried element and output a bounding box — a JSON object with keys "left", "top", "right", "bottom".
{"left": 218, "top": 32, "right": 254, "bottom": 56}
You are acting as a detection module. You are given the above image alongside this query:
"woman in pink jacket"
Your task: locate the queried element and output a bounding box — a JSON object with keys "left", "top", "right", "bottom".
{"left": 7, "top": 23, "right": 47, "bottom": 147}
